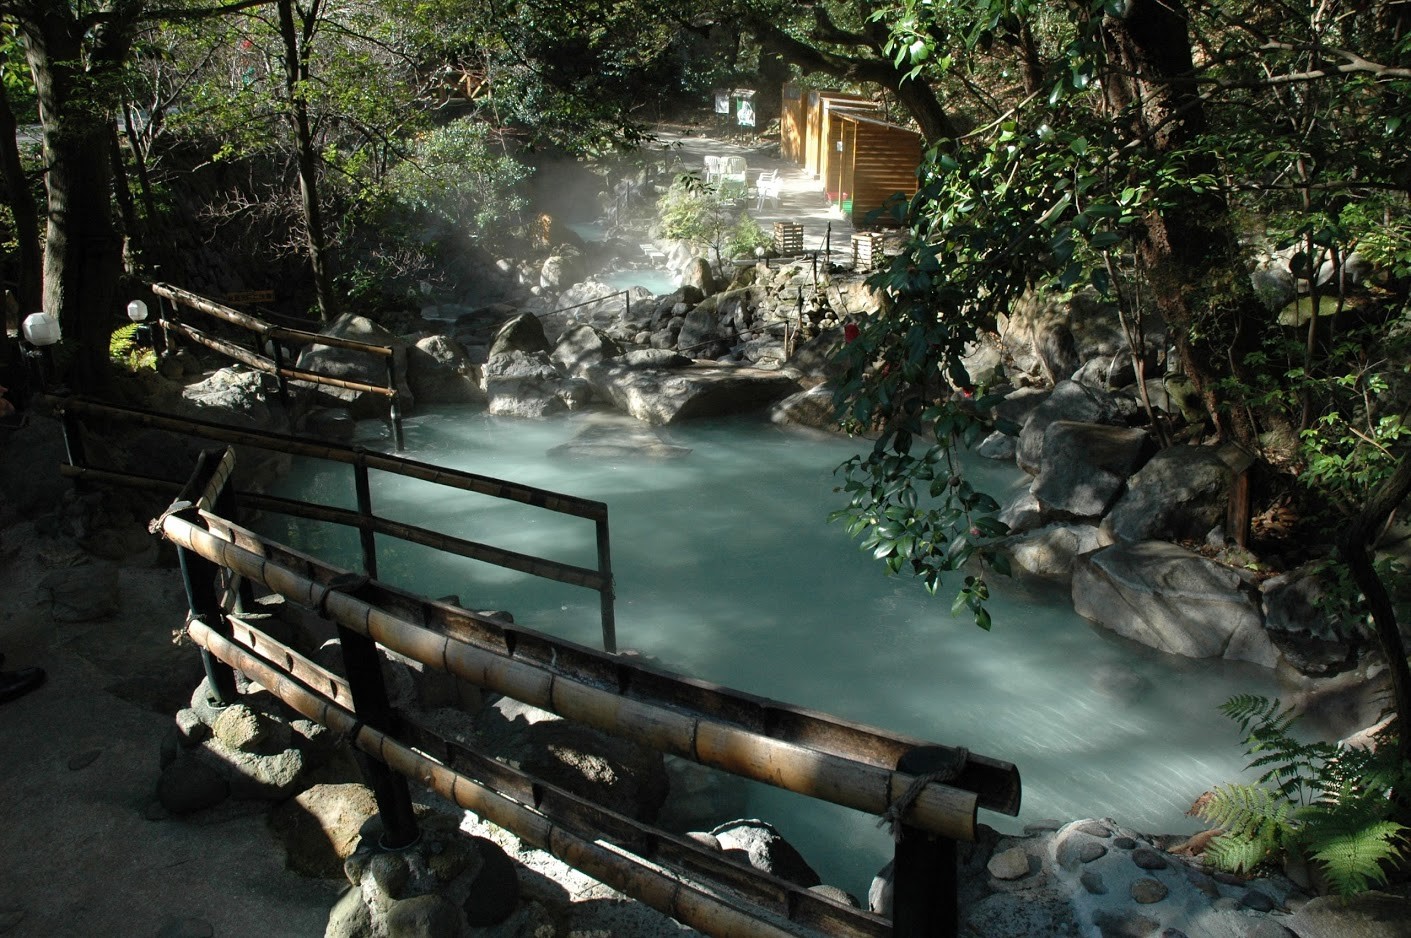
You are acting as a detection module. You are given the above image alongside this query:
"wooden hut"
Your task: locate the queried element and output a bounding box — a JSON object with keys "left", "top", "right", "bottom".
{"left": 780, "top": 83, "right": 807, "bottom": 163}
{"left": 824, "top": 108, "right": 923, "bottom": 224}
{"left": 803, "top": 90, "right": 875, "bottom": 178}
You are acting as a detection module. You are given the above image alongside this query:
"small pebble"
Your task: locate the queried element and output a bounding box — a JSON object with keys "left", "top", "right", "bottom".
{"left": 1112, "top": 836, "right": 1137, "bottom": 850}
{"left": 987, "top": 846, "right": 1031, "bottom": 881}
{"left": 1131, "top": 878, "right": 1169, "bottom": 904}
{"left": 1131, "top": 847, "right": 1168, "bottom": 870}
{"left": 1080, "top": 870, "right": 1106, "bottom": 894}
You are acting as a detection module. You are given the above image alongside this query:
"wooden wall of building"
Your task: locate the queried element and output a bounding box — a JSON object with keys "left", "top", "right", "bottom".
{"left": 834, "top": 111, "right": 923, "bottom": 224}
{"left": 804, "top": 90, "right": 873, "bottom": 178}
{"left": 781, "top": 83, "right": 806, "bottom": 163}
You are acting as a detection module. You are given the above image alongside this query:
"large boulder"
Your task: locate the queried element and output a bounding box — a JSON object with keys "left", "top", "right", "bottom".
{"left": 295, "top": 314, "right": 413, "bottom": 418}
{"left": 1031, "top": 422, "right": 1155, "bottom": 519}
{"left": 1016, "top": 381, "right": 1132, "bottom": 474}
{"left": 1261, "top": 563, "right": 1364, "bottom": 676}
{"left": 1288, "top": 892, "right": 1411, "bottom": 938}
{"left": 551, "top": 324, "right": 623, "bottom": 376}
{"left": 1002, "top": 523, "right": 1107, "bottom": 582}
{"left": 680, "top": 256, "right": 717, "bottom": 296}
{"left": 770, "top": 385, "right": 842, "bottom": 432}
{"left": 583, "top": 360, "right": 799, "bottom": 426}
{"left": 406, "top": 334, "right": 483, "bottom": 405}
{"left": 487, "top": 312, "right": 551, "bottom": 360}
{"left": 482, "top": 350, "right": 572, "bottom": 418}
{"left": 1102, "top": 444, "right": 1237, "bottom": 543}
{"left": 1072, "top": 541, "right": 1277, "bottom": 667}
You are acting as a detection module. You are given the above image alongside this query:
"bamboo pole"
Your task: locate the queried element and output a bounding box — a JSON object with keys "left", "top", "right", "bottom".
{"left": 186, "top": 620, "right": 816, "bottom": 938}
{"left": 59, "top": 397, "right": 607, "bottom": 520}
{"left": 152, "top": 282, "right": 274, "bottom": 336}
{"left": 200, "top": 513, "right": 1019, "bottom": 820}
{"left": 161, "top": 513, "right": 980, "bottom": 841}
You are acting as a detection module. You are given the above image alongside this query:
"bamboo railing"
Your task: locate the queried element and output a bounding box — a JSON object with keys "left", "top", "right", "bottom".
{"left": 151, "top": 446, "right": 1022, "bottom": 936}
{"left": 54, "top": 397, "right": 619, "bottom": 652}
{"left": 147, "top": 282, "right": 406, "bottom": 450}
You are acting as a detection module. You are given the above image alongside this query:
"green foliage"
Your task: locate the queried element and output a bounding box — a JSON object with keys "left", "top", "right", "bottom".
{"left": 382, "top": 118, "right": 532, "bottom": 246}
{"left": 656, "top": 174, "right": 739, "bottom": 268}
{"left": 725, "top": 211, "right": 772, "bottom": 260}
{"left": 108, "top": 323, "right": 156, "bottom": 371}
{"left": 1194, "top": 696, "right": 1409, "bottom": 894}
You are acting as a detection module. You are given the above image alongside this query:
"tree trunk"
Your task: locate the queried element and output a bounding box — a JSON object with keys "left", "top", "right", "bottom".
{"left": 1340, "top": 453, "right": 1411, "bottom": 766}
{"left": 1100, "top": 0, "right": 1267, "bottom": 444}
{"left": 22, "top": 10, "right": 127, "bottom": 393}
{"left": 278, "top": 0, "right": 337, "bottom": 322}
{"left": 0, "top": 78, "right": 42, "bottom": 321}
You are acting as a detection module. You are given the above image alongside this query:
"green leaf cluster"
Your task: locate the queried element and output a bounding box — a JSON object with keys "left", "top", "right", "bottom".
{"left": 1194, "top": 696, "right": 1409, "bottom": 895}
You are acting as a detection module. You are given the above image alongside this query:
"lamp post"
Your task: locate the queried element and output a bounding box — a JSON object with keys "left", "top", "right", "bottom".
{"left": 20, "top": 311, "right": 60, "bottom": 397}
{"left": 755, "top": 245, "right": 767, "bottom": 270}
{"left": 126, "top": 298, "right": 156, "bottom": 350}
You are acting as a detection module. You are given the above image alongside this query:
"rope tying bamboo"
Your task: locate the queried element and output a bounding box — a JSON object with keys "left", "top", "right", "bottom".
{"left": 878, "top": 747, "right": 969, "bottom": 842}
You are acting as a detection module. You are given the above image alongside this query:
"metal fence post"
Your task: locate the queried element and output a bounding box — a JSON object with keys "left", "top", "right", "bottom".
{"left": 353, "top": 453, "right": 378, "bottom": 579}
{"left": 175, "top": 507, "right": 240, "bottom": 707}
{"left": 892, "top": 746, "right": 960, "bottom": 937}
{"left": 270, "top": 340, "right": 291, "bottom": 412}
{"left": 326, "top": 574, "right": 419, "bottom": 849}
{"left": 595, "top": 517, "right": 616, "bottom": 654}
{"left": 384, "top": 356, "right": 404, "bottom": 452}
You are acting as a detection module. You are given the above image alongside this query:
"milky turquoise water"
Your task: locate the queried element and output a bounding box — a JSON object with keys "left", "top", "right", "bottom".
{"left": 597, "top": 268, "right": 678, "bottom": 295}
{"left": 262, "top": 406, "right": 1277, "bottom": 896}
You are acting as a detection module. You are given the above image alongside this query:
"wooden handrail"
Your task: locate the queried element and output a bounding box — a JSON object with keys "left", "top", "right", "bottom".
{"left": 160, "top": 507, "right": 1002, "bottom": 840}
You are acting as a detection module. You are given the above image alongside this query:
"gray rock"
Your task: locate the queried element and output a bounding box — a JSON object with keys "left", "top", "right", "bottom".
{"left": 461, "top": 836, "right": 519, "bottom": 926}
{"left": 1103, "top": 445, "right": 1237, "bottom": 543}
{"left": 1289, "top": 892, "right": 1411, "bottom": 937}
{"left": 1004, "top": 522, "right": 1107, "bottom": 582}
{"left": 487, "top": 312, "right": 551, "bottom": 359}
{"left": 1240, "top": 888, "right": 1277, "bottom": 912}
{"left": 385, "top": 894, "right": 460, "bottom": 938}
{"left": 1081, "top": 870, "right": 1107, "bottom": 894}
{"left": 1131, "top": 847, "right": 1169, "bottom": 870}
{"left": 1073, "top": 541, "right": 1277, "bottom": 667}
{"left": 1032, "top": 422, "right": 1155, "bottom": 518}
{"left": 406, "top": 334, "right": 483, "bottom": 404}
{"left": 518, "top": 720, "right": 668, "bottom": 822}
{"left": 551, "top": 324, "right": 623, "bottom": 376}
{"left": 268, "top": 783, "right": 378, "bottom": 879}
{"left": 1056, "top": 831, "right": 1109, "bottom": 869}
{"left": 1131, "top": 878, "right": 1169, "bottom": 903}
{"left": 977, "top": 431, "right": 1017, "bottom": 460}
{"left": 999, "top": 490, "right": 1045, "bottom": 536}
{"left": 1092, "top": 909, "right": 1161, "bottom": 937}
{"left": 1017, "top": 380, "right": 1131, "bottom": 474}
{"left": 710, "top": 819, "right": 821, "bottom": 888}
{"left": 807, "top": 884, "right": 858, "bottom": 908}
{"left": 583, "top": 360, "right": 799, "bottom": 426}
{"left": 1247, "top": 923, "right": 1297, "bottom": 938}
{"left": 483, "top": 350, "right": 569, "bottom": 419}
{"left": 324, "top": 886, "right": 372, "bottom": 938}
{"left": 770, "top": 385, "right": 842, "bottom": 431}
{"left": 294, "top": 315, "right": 413, "bottom": 418}
{"left": 211, "top": 703, "right": 270, "bottom": 751}
{"left": 370, "top": 852, "right": 411, "bottom": 900}
{"left": 987, "top": 846, "right": 1032, "bottom": 880}
{"left": 1261, "top": 564, "right": 1362, "bottom": 675}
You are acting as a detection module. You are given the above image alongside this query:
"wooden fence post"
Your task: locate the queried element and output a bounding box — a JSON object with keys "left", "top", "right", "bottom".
{"left": 892, "top": 746, "right": 960, "bottom": 938}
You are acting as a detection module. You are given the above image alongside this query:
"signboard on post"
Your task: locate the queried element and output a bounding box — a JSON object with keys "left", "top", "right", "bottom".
{"left": 713, "top": 90, "right": 730, "bottom": 115}
{"left": 733, "top": 89, "right": 756, "bottom": 128}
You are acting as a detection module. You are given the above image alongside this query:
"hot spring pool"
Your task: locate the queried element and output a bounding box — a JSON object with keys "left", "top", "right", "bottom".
{"left": 261, "top": 407, "right": 1275, "bottom": 896}
{"left": 597, "top": 268, "right": 677, "bottom": 295}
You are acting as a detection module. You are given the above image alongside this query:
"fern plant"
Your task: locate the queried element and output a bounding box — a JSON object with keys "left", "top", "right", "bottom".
{"left": 1192, "top": 695, "right": 1409, "bottom": 895}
